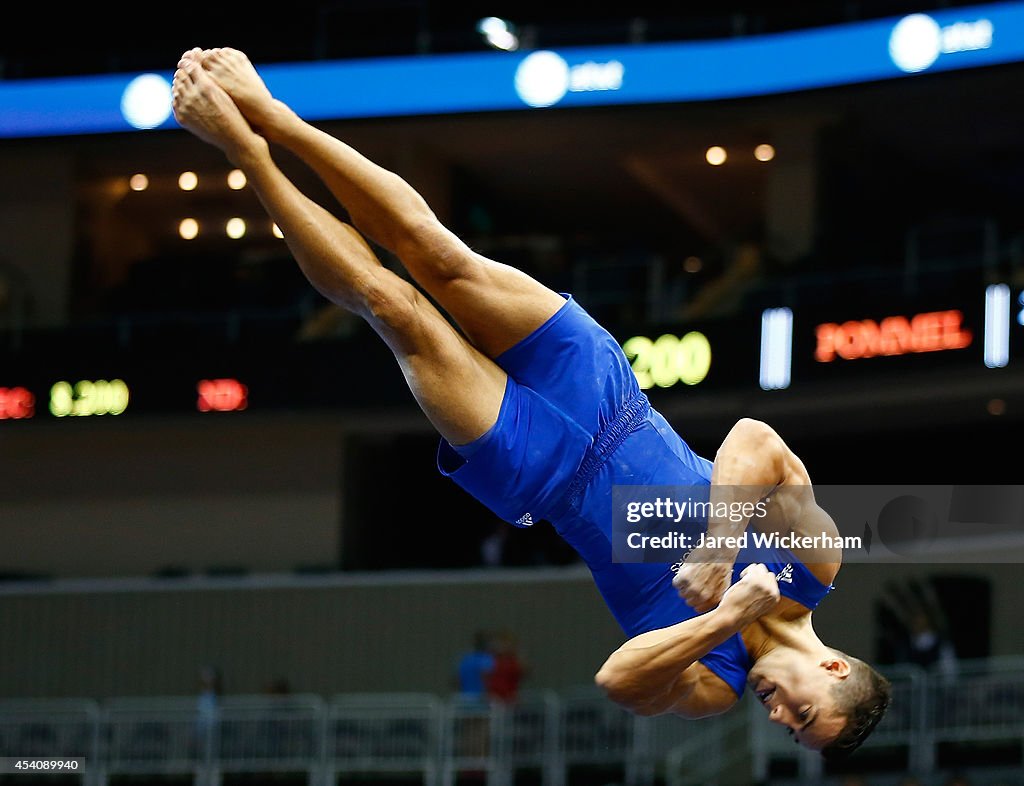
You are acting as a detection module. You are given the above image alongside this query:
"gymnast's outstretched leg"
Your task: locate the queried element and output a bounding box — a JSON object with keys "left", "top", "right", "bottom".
{"left": 197, "top": 46, "right": 567, "bottom": 360}
{"left": 171, "top": 51, "right": 506, "bottom": 447}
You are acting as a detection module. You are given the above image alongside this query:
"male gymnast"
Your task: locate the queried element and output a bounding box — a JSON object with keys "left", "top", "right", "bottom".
{"left": 170, "top": 47, "right": 891, "bottom": 760}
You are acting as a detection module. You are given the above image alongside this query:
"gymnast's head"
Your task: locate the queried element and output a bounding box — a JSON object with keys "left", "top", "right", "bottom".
{"left": 747, "top": 645, "right": 891, "bottom": 757}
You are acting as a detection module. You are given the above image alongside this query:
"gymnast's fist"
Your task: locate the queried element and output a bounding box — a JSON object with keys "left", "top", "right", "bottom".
{"left": 719, "top": 563, "right": 780, "bottom": 627}
{"left": 672, "top": 545, "right": 734, "bottom": 613}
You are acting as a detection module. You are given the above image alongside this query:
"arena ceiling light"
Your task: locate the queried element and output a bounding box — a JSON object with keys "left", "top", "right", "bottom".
{"left": 477, "top": 17, "right": 519, "bottom": 51}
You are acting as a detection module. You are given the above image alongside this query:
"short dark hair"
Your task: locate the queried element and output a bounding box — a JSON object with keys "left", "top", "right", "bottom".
{"left": 820, "top": 651, "right": 892, "bottom": 761}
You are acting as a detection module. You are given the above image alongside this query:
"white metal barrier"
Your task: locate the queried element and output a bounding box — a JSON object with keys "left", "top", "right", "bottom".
{"left": 4, "top": 662, "right": 1024, "bottom": 786}
{"left": 664, "top": 705, "right": 752, "bottom": 786}
{"left": 559, "top": 686, "right": 650, "bottom": 786}
{"left": 507, "top": 690, "right": 561, "bottom": 786}
{"left": 0, "top": 699, "right": 98, "bottom": 784}
{"left": 920, "top": 656, "right": 1024, "bottom": 774}
{"left": 101, "top": 697, "right": 209, "bottom": 782}
{"left": 441, "top": 695, "right": 506, "bottom": 786}
{"left": 328, "top": 693, "right": 440, "bottom": 786}
{"left": 216, "top": 694, "right": 325, "bottom": 782}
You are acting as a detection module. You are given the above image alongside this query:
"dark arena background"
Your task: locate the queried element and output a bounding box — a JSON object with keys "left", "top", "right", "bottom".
{"left": 3, "top": 2, "right": 1024, "bottom": 785}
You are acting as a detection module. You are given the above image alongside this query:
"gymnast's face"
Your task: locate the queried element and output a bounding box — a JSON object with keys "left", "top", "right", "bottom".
{"left": 748, "top": 651, "right": 850, "bottom": 750}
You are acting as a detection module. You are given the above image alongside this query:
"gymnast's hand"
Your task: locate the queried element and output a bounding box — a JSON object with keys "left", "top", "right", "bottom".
{"left": 672, "top": 545, "right": 735, "bottom": 613}
{"left": 718, "top": 563, "right": 780, "bottom": 627}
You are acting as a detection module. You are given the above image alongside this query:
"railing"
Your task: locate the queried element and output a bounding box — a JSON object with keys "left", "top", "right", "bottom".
{"left": 663, "top": 705, "right": 752, "bottom": 786}
{"left": 328, "top": 693, "right": 439, "bottom": 786}
{"left": 4, "top": 660, "right": 1024, "bottom": 786}
{"left": 0, "top": 699, "right": 99, "bottom": 764}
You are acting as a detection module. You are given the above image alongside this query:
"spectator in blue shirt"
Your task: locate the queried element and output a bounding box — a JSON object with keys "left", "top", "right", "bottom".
{"left": 456, "top": 631, "right": 495, "bottom": 704}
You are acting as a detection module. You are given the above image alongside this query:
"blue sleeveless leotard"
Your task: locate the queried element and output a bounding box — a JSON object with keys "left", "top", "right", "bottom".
{"left": 438, "top": 295, "right": 834, "bottom": 696}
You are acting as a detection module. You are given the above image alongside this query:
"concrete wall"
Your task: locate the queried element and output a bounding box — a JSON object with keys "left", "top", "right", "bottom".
{"left": 0, "top": 415, "right": 343, "bottom": 578}
{"left": 0, "top": 569, "right": 621, "bottom": 699}
{"left": 0, "top": 560, "right": 1021, "bottom": 701}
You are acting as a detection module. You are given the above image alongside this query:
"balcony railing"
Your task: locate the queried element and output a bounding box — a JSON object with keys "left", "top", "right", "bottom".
{"left": 4, "top": 659, "right": 1024, "bottom": 785}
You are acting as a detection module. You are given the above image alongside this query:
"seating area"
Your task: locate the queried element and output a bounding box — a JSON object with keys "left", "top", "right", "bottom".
{"left": 4, "top": 213, "right": 1012, "bottom": 361}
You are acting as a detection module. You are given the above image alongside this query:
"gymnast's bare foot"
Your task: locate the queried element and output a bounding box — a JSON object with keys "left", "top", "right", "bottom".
{"left": 171, "top": 51, "right": 268, "bottom": 165}
{"left": 199, "top": 47, "right": 292, "bottom": 139}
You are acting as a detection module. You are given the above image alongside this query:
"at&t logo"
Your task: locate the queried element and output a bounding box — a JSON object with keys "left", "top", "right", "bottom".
{"left": 888, "top": 13, "right": 993, "bottom": 74}
{"left": 514, "top": 51, "right": 624, "bottom": 108}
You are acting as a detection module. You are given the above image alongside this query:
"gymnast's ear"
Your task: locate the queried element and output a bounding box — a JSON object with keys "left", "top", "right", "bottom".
{"left": 820, "top": 656, "right": 851, "bottom": 678}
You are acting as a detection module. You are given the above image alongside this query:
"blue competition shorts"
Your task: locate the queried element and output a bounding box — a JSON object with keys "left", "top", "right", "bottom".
{"left": 437, "top": 294, "right": 642, "bottom": 527}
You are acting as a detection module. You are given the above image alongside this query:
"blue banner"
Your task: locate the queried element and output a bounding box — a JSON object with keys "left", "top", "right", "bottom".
{"left": 0, "top": 2, "right": 1020, "bottom": 138}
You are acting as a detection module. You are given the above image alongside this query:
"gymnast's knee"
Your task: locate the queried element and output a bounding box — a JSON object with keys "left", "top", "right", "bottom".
{"left": 394, "top": 218, "right": 481, "bottom": 286}
{"left": 360, "top": 274, "right": 424, "bottom": 334}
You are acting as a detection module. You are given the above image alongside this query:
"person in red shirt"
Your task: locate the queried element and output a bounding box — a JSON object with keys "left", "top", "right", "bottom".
{"left": 487, "top": 631, "right": 527, "bottom": 704}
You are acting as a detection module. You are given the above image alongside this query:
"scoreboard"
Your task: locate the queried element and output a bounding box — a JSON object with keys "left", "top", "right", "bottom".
{"left": 618, "top": 282, "right": 1019, "bottom": 397}
{"left": 0, "top": 282, "right": 1019, "bottom": 422}
{"left": 0, "top": 332, "right": 409, "bottom": 421}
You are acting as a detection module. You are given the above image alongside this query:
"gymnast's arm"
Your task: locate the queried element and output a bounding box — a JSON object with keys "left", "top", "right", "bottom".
{"left": 673, "top": 418, "right": 839, "bottom": 611}
{"left": 595, "top": 564, "right": 779, "bottom": 717}
{"left": 711, "top": 418, "right": 842, "bottom": 571}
